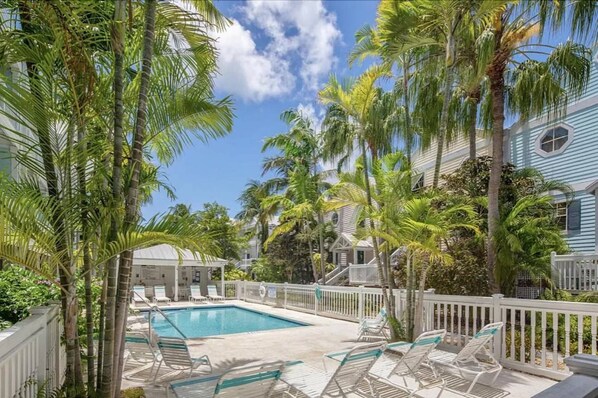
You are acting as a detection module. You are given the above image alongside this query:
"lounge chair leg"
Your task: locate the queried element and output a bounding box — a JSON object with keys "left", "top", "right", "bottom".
{"left": 466, "top": 373, "right": 483, "bottom": 394}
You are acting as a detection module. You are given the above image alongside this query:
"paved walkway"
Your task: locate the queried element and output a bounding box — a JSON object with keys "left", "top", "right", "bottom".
{"left": 123, "top": 300, "right": 556, "bottom": 397}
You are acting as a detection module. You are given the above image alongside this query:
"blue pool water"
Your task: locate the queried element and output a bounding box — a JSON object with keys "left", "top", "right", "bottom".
{"left": 149, "top": 306, "right": 306, "bottom": 338}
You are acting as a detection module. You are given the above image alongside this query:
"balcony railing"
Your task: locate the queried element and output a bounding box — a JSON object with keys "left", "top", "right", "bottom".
{"left": 348, "top": 264, "right": 379, "bottom": 285}
{"left": 551, "top": 251, "right": 598, "bottom": 291}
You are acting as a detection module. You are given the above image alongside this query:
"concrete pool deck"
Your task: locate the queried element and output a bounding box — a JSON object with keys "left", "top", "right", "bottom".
{"left": 124, "top": 300, "right": 557, "bottom": 397}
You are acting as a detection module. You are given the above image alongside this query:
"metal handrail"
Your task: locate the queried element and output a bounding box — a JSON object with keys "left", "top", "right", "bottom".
{"left": 132, "top": 290, "right": 187, "bottom": 339}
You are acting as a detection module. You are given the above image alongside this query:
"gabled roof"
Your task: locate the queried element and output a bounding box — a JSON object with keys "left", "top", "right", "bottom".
{"left": 330, "top": 232, "right": 373, "bottom": 251}
{"left": 586, "top": 180, "right": 598, "bottom": 196}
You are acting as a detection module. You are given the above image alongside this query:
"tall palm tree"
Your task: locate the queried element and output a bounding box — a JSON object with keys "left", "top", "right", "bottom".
{"left": 261, "top": 109, "right": 331, "bottom": 283}
{"left": 476, "top": 2, "right": 593, "bottom": 292}
{"left": 319, "top": 65, "right": 394, "bottom": 311}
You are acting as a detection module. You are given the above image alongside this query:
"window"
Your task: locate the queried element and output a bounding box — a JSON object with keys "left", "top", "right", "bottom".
{"left": 357, "top": 250, "right": 365, "bottom": 264}
{"left": 535, "top": 124, "right": 574, "bottom": 157}
{"left": 331, "top": 212, "right": 339, "bottom": 226}
{"left": 554, "top": 202, "right": 567, "bottom": 231}
{"left": 412, "top": 173, "right": 424, "bottom": 191}
{"left": 553, "top": 199, "right": 582, "bottom": 233}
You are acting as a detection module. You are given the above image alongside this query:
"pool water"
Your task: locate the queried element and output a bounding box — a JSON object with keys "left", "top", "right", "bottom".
{"left": 149, "top": 306, "right": 306, "bottom": 338}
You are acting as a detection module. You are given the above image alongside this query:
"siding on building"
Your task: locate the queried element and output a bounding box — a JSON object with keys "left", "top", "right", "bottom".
{"left": 411, "top": 132, "right": 491, "bottom": 187}
{"left": 507, "top": 57, "right": 598, "bottom": 252}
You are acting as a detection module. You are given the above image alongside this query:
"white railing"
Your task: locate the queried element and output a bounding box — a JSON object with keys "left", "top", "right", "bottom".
{"left": 552, "top": 251, "right": 598, "bottom": 291}
{"left": 225, "top": 280, "right": 598, "bottom": 380}
{"left": 348, "top": 264, "right": 379, "bottom": 285}
{"left": 0, "top": 305, "right": 64, "bottom": 397}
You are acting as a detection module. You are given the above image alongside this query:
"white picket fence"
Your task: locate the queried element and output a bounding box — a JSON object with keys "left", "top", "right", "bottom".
{"left": 223, "top": 280, "right": 598, "bottom": 380}
{"left": 0, "top": 305, "right": 64, "bottom": 398}
{"left": 552, "top": 251, "right": 598, "bottom": 292}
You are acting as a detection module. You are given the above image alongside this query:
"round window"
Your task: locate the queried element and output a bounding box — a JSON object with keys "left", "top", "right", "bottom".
{"left": 331, "top": 212, "right": 339, "bottom": 225}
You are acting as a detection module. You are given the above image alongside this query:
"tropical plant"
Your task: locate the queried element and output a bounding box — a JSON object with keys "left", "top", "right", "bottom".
{"left": 0, "top": 1, "right": 233, "bottom": 396}
{"left": 474, "top": 1, "right": 594, "bottom": 292}
{"left": 236, "top": 180, "right": 278, "bottom": 255}
{"left": 261, "top": 109, "right": 332, "bottom": 283}
{"left": 374, "top": 195, "right": 478, "bottom": 338}
{"left": 326, "top": 152, "right": 413, "bottom": 339}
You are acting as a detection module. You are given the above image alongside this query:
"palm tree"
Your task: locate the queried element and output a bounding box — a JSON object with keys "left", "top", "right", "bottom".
{"left": 475, "top": 2, "right": 593, "bottom": 292}
{"left": 319, "top": 66, "right": 395, "bottom": 299}
{"left": 237, "top": 180, "right": 278, "bottom": 255}
{"left": 326, "top": 152, "right": 413, "bottom": 340}
{"left": 374, "top": 195, "right": 478, "bottom": 338}
{"left": 263, "top": 167, "right": 328, "bottom": 282}
{"left": 261, "top": 109, "right": 331, "bottom": 283}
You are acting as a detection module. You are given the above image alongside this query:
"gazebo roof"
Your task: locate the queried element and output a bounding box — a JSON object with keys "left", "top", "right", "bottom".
{"left": 132, "top": 244, "right": 227, "bottom": 267}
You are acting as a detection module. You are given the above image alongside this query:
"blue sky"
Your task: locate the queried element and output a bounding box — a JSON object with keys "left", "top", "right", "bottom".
{"left": 142, "top": 1, "right": 379, "bottom": 218}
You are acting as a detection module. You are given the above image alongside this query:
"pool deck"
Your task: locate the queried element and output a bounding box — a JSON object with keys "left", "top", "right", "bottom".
{"left": 124, "top": 300, "right": 557, "bottom": 397}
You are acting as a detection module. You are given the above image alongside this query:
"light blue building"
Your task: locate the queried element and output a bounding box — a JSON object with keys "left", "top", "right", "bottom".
{"left": 508, "top": 53, "right": 598, "bottom": 253}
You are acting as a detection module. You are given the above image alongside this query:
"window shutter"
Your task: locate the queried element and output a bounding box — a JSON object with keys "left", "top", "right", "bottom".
{"left": 0, "top": 147, "right": 12, "bottom": 177}
{"left": 567, "top": 199, "right": 582, "bottom": 231}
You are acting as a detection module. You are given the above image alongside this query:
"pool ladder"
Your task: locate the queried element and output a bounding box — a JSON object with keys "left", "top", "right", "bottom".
{"left": 132, "top": 290, "right": 188, "bottom": 339}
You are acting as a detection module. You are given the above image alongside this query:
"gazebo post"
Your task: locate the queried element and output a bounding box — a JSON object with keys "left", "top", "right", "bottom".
{"left": 221, "top": 264, "right": 225, "bottom": 297}
{"left": 174, "top": 266, "right": 179, "bottom": 301}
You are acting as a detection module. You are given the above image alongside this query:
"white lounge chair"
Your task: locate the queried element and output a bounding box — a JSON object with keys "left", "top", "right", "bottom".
{"left": 357, "top": 307, "right": 388, "bottom": 341}
{"left": 123, "top": 332, "right": 160, "bottom": 381}
{"left": 132, "top": 285, "right": 151, "bottom": 306}
{"left": 153, "top": 285, "right": 172, "bottom": 305}
{"left": 371, "top": 329, "right": 447, "bottom": 398}
{"left": 281, "top": 341, "right": 386, "bottom": 397}
{"left": 167, "top": 361, "right": 286, "bottom": 398}
{"left": 428, "top": 321, "right": 503, "bottom": 394}
{"left": 154, "top": 337, "right": 212, "bottom": 383}
{"left": 189, "top": 284, "right": 208, "bottom": 303}
{"left": 207, "top": 285, "right": 224, "bottom": 302}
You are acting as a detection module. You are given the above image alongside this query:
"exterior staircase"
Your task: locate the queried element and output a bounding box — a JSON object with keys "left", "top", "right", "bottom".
{"left": 319, "top": 266, "right": 350, "bottom": 286}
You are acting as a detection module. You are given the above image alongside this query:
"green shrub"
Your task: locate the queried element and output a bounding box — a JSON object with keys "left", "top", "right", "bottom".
{"left": 0, "top": 265, "right": 59, "bottom": 327}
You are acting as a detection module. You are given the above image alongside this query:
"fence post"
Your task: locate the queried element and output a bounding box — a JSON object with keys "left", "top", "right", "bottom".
{"left": 236, "top": 280, "right": 241, "bottom": 300}
{"left": 425, "top": 289, "right": 435, "bottom": 331}
{"left": 243, "top": 279, "right": 247, "bottom": 301}
{"left": 395, "top": 289, "right": 403, "bottom": 321}
{"left": 492, "top": 293, "right": 504, "bottom": 359}
{"left": 358, "top": 285, "right": 364, "bottom": 322}
{"left": 550, "top": 251, "right": 563, "bottom": 289}
{"left": 29, "top": 307, "right": 48, "bottom": 387}
{"left": 284, "top": 282, "right": 288, "bottom": 309}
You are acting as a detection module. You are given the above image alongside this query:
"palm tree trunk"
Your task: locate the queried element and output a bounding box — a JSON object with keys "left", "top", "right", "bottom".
{"left": 402, "top": 56, "right": 412, "bottom": 163}
{"left": 96, "top": 269, "right": 108, "bottom": 391}
{"left": 468, "top": 87, "right": 481, "bottom": 160}
{"left": 307, "top": 225, "right": 319, "bottom": 282}
{"left": 360, "top": 139, "right": 394, "bottom": 334}
{"left": 433, "top": 16, "right": 460, "bottom": 188}
{"left": 414, "top": 263, "right": 430, "bottom": 337}
{"left": 99, "top": 1, "right": 127, "bottom": 396}
{"left": 18, "top": 3, "right": 83, "bottom": 391}
{"left": 487, "top": 67, "right": 505, "bottom": 294}
{"left": 318, "top": 212, "right": 326, "bottom": 284}
{"left": 75, "top": 123, "right": 95, "bottom": 394}
{"left": 112, "top": 1, "right": 157, "bottom": 394}
{"left": 432, "top": 65, "right": 455, "bottom": 188}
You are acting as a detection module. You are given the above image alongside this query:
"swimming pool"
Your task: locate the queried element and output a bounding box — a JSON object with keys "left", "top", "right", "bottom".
{"left": 148, "top": 306, "right": 307, "bottom": 338}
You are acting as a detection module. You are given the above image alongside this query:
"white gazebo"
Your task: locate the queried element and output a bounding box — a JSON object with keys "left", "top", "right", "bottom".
{"left": 131, "top": 244, "right": 228, "bottom": 301}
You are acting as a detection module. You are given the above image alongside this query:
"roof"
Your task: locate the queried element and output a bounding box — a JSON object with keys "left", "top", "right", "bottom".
{"left": 586, "top": 180, "right": 598, "bottom": 196}
{"left": 330, "top": 233, "right": 373, "bottom": 251}
{"left": 132, "top": 244, "right": 227, "bottom": 267}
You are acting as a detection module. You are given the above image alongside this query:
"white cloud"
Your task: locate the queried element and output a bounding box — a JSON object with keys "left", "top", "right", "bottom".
{"left": 210, "top": 1, "right": 341, "bottom": 102}
{"left": 212, "top": 19, "right": 295, "bottom": 102}
{"left": 243, "top": 0, "right": 341, "bottom": 92}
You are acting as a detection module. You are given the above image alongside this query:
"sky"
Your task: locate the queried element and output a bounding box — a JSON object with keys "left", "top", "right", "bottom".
{"left": 142, "top": 0, "right": 379, "bottom": 219}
